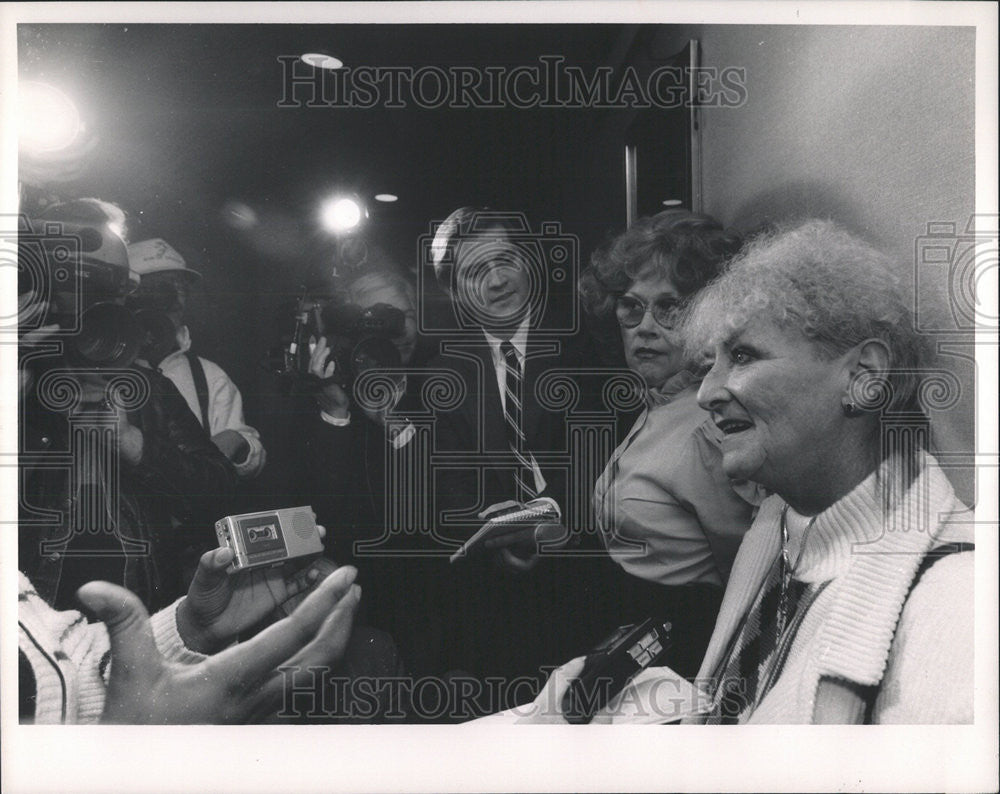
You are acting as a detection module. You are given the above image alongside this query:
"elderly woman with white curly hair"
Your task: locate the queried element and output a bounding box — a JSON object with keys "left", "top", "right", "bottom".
{"left": 528, "top": 218, "right": 974, "bottom": 724}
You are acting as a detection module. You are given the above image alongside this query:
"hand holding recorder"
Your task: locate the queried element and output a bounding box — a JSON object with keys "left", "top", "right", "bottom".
{"left": 179, "top": 516, "right": 331, "bottom": 654}
{"left": 74, "top": 506, "right": 359, "bottom": 723}
{"left": 79, "top": 563, "right": 360, "bottom": 723}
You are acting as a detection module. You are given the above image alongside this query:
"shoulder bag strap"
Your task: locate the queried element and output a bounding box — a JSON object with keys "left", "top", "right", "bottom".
{"left": 185, "top": 351, "right": 211, "bottom": 430}
{"left": 814, "top": 542, "right": 975, "bottom": 724}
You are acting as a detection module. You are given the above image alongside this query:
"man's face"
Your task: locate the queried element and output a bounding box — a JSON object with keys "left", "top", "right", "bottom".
{"left": 452, "top": 227, "right": 533, "bottom": 331}
{"left": 135, "top": 271, "right": 189, "bottom": 327}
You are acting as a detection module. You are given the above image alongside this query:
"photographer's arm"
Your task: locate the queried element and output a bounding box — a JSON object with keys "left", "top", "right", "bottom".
{"left": 203, "top": 359, "right": 266, "bottom": 476}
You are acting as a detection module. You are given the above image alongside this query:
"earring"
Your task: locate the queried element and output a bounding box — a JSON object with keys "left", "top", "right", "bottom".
{"left": 842, "top": 401, "right": 861, "bottom": 417}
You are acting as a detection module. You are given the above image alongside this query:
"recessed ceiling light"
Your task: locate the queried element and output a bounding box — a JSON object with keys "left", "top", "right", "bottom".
{"left": 374, "top": 194, "right": 398, "bottom": 203}
{"left": 301, "top": 53, "right": 343, "bottom": 70}
{"left": 662, "top": 199, "right": 683, "bottom": 207}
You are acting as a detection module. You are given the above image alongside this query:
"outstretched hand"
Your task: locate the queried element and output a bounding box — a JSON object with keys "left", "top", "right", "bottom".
{"left": 78, "top": 565, "right": 360, "bottom": 724}
{"left": 177, "top": 528, "right": 331, "bottom": 654}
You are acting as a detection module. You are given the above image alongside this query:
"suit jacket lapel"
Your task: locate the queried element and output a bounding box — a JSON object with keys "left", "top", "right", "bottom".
{"left": 522, "top": 335, "right": 562, "bottom": 447}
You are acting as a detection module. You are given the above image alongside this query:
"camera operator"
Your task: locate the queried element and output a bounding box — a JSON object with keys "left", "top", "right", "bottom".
{"left": 294, "top": 262, "right": 438, "bottom": 673}
{"left": 18, "top": 201, "right": 239, "bottom": 611}
{"left": 126, "top": 237, "right": 266, "bottom": 478}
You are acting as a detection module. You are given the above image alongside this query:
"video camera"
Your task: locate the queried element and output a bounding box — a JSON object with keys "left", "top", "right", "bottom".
{"left": 267, "top": 294, "right": 407, "bottom": 389}
{"left": 125, "top": 286, "right": 184, "bottom": 369}
{"left": 19, "top": 219, "right": 144, "bottom": 369}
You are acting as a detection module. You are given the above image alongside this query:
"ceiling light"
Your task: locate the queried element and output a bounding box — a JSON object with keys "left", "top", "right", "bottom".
{"left": 374, "top": 194, "right": 398, "bottom": 203}
{"left": 662, "top": 199, "right": 683, "bottom": 207}
{"left": 301, "top": 53, "right": 343, "bottom": 70}
{"left": 221, "top": 200, "right": 258, "bottom": 230}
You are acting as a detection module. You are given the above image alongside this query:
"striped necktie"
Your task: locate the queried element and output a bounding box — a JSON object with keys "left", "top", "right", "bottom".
{"left": 500, "top": 341, "right": 539, "bottom": 501}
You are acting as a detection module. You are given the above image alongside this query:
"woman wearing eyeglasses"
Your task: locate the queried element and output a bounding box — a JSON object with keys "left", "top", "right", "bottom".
{"left": 578, "top": 210, "right": 758, "bottom": 677}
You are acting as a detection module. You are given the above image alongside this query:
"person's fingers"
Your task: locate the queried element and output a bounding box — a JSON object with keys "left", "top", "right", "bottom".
{"left": 210, "top": 565, "right": 358, "bottom": 688}
{"left": 477, "top": 500, "right": 520, "bottom": 520}
{"left": 76, "top": 581, "right": 161, "bottom": 719}
{"left": 283, "top": 583, "right": 360, "bottom": 668}
{"left": 189, "top": 547, "right": 235, "bottom": 595}
{"left": 534, "top": 522, "right": 569, "bottom": 547}
{"left": 316, "top": 523, "right": 326, "bottom": 539}
{"left": 205, "top": 545, "right": 236, "bottom": 571}
{"left": 250, "top": 583, "right": 361, "bottom": 711}
{"left": 499, "top": 546, "right": 539, "bottom": 572}
{"left": 308, "top": 337, "right": 329, "bottom": 375}
{"left": 510, "top": 656, "right": 586, "bottom": 723}
{"left": 535, "top": 656, "right": 586, "bottom": 712}
{"left": 484, "top": 525, "right": 534, "bottom": 549}
{"left": 282, "top": 557, "right": 324, "bottom": 597}
{"left": 549, "top": 656, "right": 586, "bottom": 697}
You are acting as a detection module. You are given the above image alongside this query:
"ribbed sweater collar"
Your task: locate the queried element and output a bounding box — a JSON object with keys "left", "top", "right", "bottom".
{"left": 702, "top": 452, "right": 967, "bottom": 689}
{"left": 794, "top": 452, "right": 963, "bottom": 684}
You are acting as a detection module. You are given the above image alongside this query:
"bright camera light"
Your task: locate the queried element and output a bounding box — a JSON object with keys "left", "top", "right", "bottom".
{"left": 19, "top": 81, "right": 82, "bottom": 154}
{"left": 320, "top": 197, "right": 363, "bottom": 233}
{"left": 301, "top": 53, "right": 343, "bottom": 70}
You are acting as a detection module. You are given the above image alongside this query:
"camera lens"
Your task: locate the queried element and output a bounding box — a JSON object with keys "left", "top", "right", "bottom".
{"left": 351, "top": 336, "right": 401, "bottom": 375}
{"left": 67, "top": 302, "right": 143, "bottom": 368}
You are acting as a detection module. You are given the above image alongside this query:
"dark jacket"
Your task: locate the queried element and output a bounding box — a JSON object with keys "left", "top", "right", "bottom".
{"left": 297, "top": 374, "right": 450, "bottom": 670}
{"left": 421, "top": 330, "right": 620, "bottom": 685}
{"left": 19, "top": 364, "right": 239, "bottom": 611}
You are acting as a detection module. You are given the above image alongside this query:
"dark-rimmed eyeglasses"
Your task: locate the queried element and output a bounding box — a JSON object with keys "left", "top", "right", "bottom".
{"left": 614, "top": 295, "right": 682, "bottom": 329}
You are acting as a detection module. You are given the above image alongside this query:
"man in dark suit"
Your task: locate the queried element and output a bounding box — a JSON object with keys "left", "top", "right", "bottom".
{"left": 423, "top": 208, "right": 604, "bottom": 696}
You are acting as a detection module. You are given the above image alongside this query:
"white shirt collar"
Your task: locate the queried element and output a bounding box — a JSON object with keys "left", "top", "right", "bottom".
{"left": 483, "top": 316, "right": 532, "bottom": 365}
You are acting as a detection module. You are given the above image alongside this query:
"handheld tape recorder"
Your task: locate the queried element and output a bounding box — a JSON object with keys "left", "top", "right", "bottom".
{"left": 215, "top": 505, "right": 324, "bottom": 573}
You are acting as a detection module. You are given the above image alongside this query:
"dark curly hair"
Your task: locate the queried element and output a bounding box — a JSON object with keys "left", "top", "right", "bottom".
{"left": 579, "top": 210, "right": 742, "bottom": 318}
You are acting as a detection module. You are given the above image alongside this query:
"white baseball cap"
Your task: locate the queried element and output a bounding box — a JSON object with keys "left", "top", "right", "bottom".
{"left": 127, "top": 238, "right": 202, "bottom": 281}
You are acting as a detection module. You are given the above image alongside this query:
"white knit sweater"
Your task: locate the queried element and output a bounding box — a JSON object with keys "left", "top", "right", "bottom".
{"left": 689, "top": 452, "right": 974, "bottom": 724}
{"left": 18, "top": 572, "right": 208, "bottom": 724}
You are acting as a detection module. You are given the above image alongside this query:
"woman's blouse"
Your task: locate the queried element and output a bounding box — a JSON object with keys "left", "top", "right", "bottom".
{"left": 594, "top": 369, "right": 759, "bottom": 588}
